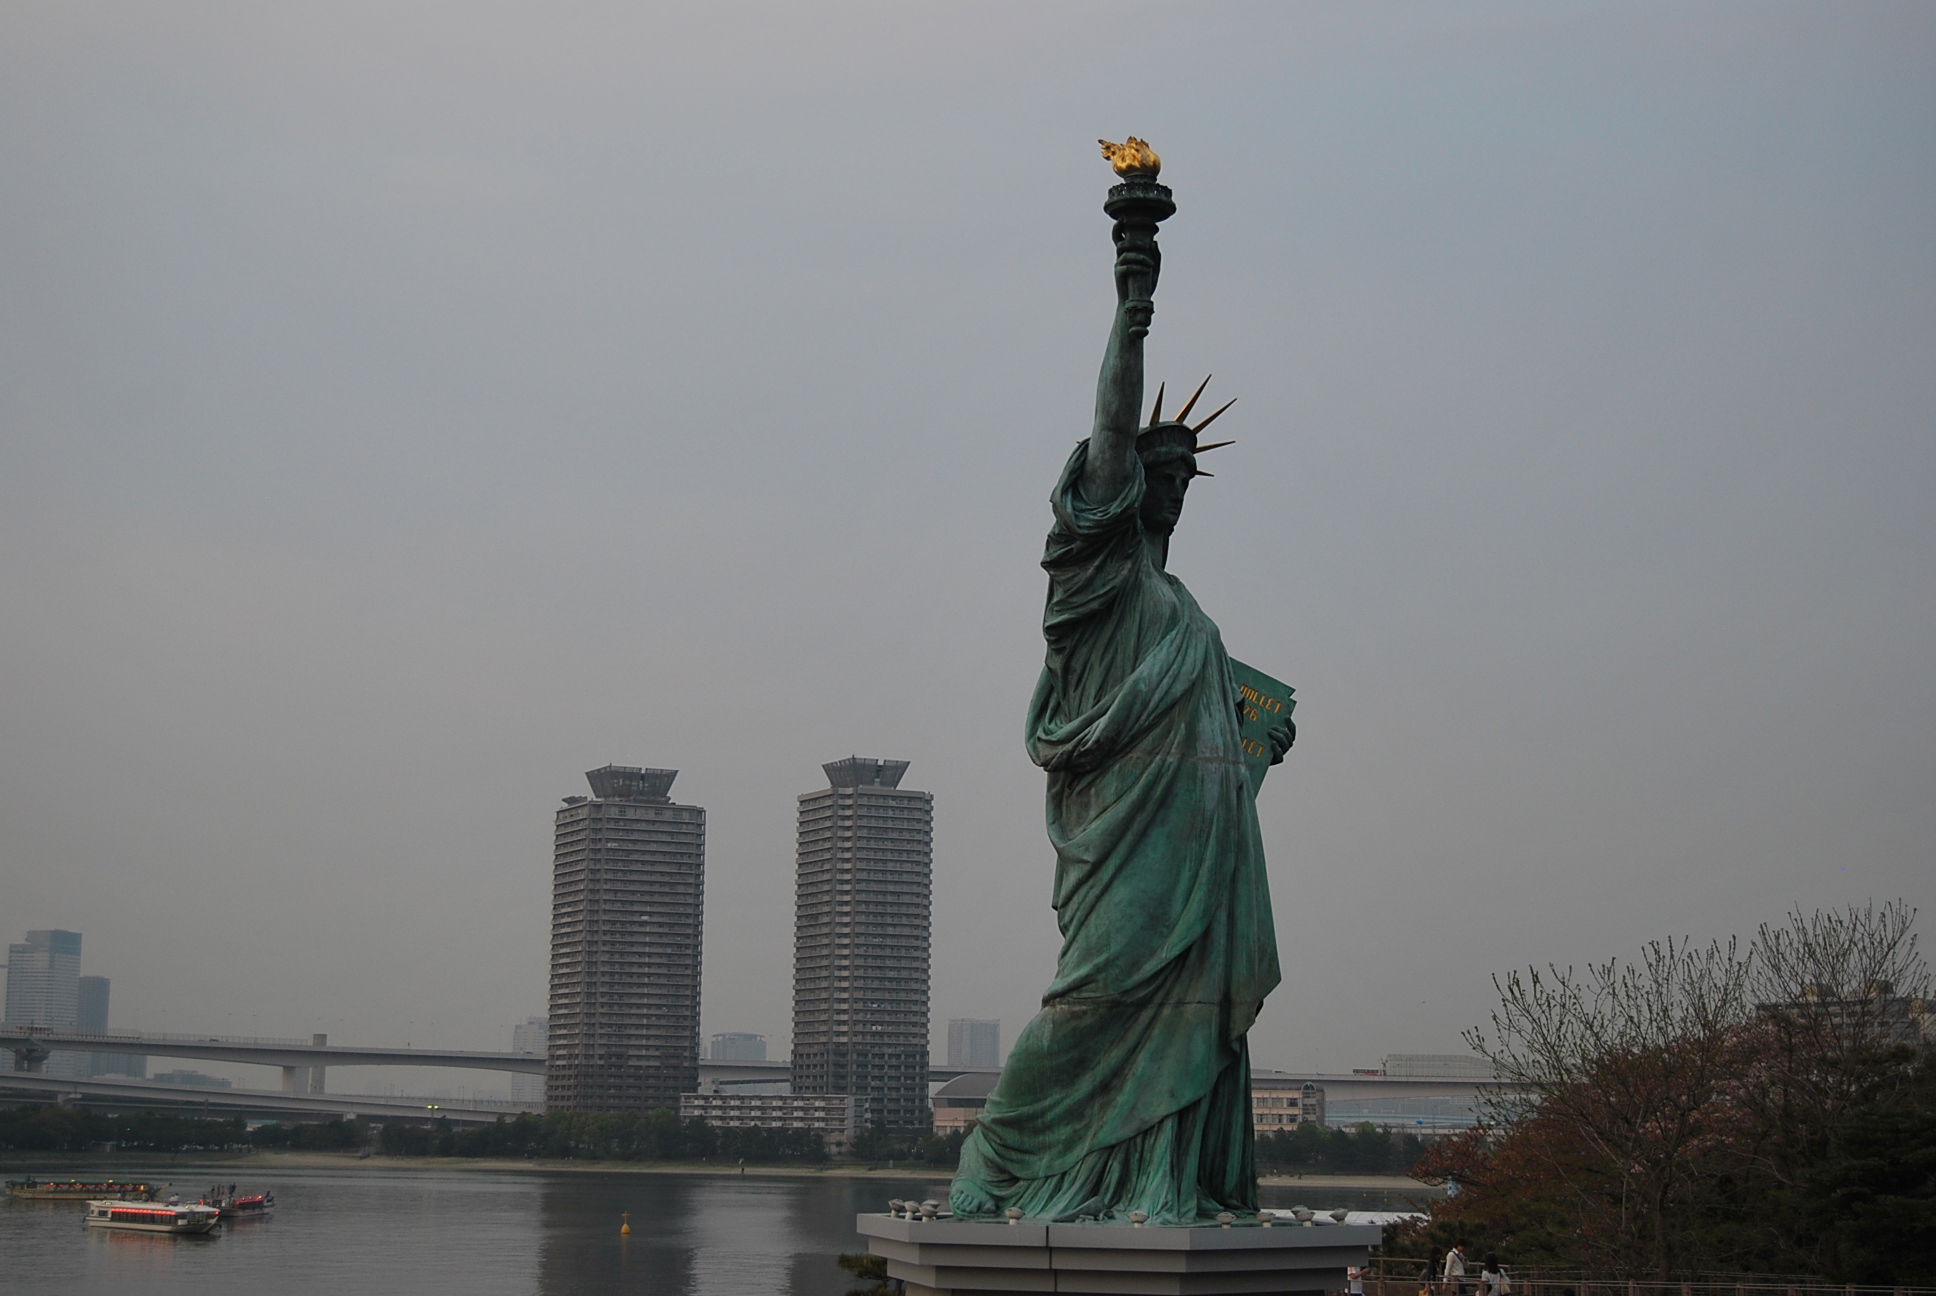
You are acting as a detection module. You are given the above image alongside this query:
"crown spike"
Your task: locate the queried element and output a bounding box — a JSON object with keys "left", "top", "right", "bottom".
{"left": 1148, "top": 382, "right": 1166, "bottom": 426}
{"left": 1175, "top": 375, "right": 1213, "bottom": 423}
{"left": 1193, "top": 469, "right": 1215, "bottom": 477}
{"left": 1193, "top": 439, "right": 1235, "bottom": 454}
{"left": 1191, "top": 398, "right": 1237, "bottom": 436}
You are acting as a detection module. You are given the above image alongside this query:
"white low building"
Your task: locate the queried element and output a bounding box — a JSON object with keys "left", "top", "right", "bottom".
{"left": 678, "top": 1090, "right": 861, "bottom": 1152}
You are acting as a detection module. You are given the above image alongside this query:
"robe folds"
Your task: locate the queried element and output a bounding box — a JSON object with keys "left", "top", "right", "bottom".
{"left": 949, "top": 442, "right": 1281, "bottom": 1224}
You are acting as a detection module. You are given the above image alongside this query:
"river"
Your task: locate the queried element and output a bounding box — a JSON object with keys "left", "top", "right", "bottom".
{"left": 1, "top": 1165, "right": 1432, "bottom": 1295}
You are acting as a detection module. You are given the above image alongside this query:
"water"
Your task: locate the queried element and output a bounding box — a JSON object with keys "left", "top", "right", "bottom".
{"left": 1, "top": 1166, "right": 1430, "bottom": 1294}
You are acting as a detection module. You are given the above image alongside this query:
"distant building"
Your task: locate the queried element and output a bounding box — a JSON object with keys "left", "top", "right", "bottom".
{"left": 546, "top": 765, "right": 705, "bottom": 1115}
{"left": 3, "top": 929, "right": 84, "bottom": 1078}
{"left": 946, "top": 1018, "right": 1001, "bottom": 1068}
{"left": 1380, "top": 1053, "right": 1497, "bottom": 1079}
{"left": 1250, "top": 1071, "right": 1326, "bottom": 1132}
{"left": 77, "top": 976, "right": 144, "bottom": 1079}
{"left": 1322, "top": 1094, "right": 1478, "bottom": 1132}
{"left": 75, "top": 975, "right": 108, "bottom": 1035}
{"left": 790, "top": 757, "right": 933, "bottom": 1133}
{"left": 510, "top": 1016, "right": 547, "bottom": 1105}
{"left": 708, "top": 1032, "right": 767, "bottom": 1061}
{"left": 932, "top": 1071, "right": 1000, "bottom": 1134}
{"left": 679, "top": 1090, "right": 861, "bottom": 1152}
{"left": 1756, "top": 980, "right": 1934, "bottom": 1050}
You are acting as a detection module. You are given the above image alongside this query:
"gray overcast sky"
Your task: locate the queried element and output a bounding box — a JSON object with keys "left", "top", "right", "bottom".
{"left": 3, "top": 3, "right": 1931, "bottom": 1093}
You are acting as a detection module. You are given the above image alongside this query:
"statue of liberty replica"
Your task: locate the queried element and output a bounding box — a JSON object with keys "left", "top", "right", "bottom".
{"left": 950, "top": 140, "right": 1296, "bottom": 1226}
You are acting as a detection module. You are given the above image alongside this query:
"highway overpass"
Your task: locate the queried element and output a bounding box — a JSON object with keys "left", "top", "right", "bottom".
{"left": 5, "top": 1028, "right": 541, "bottom": 1094}
{"left": 4, "top": 1030, "right": 1003, "bottom": 1091}
{"left": 5, "top": 1029, "right": 1510, "bottom": 1124}
{"left": 0, "top": 1071, "right": 528, "bottom": 1125}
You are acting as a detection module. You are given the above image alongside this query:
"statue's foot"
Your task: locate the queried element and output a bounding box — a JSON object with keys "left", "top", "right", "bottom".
{"left": 948, "top": 1182, "right": 998, "bottom": 1218}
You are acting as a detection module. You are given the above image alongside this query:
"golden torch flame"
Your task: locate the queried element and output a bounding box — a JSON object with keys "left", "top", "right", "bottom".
{"left": 1099, "top": 136, "right": 1162, "bottom": 178}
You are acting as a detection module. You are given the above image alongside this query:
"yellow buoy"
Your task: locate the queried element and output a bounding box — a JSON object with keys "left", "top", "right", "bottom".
{"left": 620, "top": 1210, "right": 631, "bottom": 1236}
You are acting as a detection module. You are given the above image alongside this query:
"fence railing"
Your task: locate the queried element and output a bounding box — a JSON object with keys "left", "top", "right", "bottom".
{"left": 1365, "top": 1267, "right": 1933, "bottom": 1296}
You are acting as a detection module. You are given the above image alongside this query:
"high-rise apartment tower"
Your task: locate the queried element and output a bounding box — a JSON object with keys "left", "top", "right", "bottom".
{"left": 547, "top": 766, "right": 705, "bottom": 1114}
{"left": 790, "top": 757, "right": 933, "bottom": 1132}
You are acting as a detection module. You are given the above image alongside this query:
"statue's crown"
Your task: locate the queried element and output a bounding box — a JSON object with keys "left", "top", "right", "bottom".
{"left": 1136, "top": 376, "right": 1235, "bottom": 476}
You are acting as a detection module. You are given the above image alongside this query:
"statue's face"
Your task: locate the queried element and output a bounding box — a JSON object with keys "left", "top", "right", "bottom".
{"left": 1139, "top": 454, "right": 1193, "bottom": 533}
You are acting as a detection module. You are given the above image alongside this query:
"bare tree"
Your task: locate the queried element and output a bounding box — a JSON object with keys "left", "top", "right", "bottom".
{"left": 1732, "top": 903, "right": 1930, "bottom": 1217}
{"left": 1463, "top": 937, "right": 1751, "bottom": 1279}
{"left": 1454, "top": 903, "right": 1930, "bottom": 1280}
{"left": 1750, "top": 901, "right": 1928, "bottom": 1116}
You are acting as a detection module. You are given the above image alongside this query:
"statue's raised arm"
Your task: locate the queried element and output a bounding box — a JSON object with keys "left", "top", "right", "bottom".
{"left": 1082, "top": 245, "right": 1157, "bottom": 502}
{"left": 1082, "top": 137, "right": 1172, "bottom": 504}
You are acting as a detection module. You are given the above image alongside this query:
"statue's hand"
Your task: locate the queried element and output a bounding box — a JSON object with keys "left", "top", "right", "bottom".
{"left": 1267, "top": 717, "right": 1297, "bottom": 766}
{"left": 1113, "top": 245, "right": 1160, "bottom": 305}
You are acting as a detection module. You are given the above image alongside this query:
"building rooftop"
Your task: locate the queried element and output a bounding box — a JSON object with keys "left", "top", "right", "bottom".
{"left": 582, "top": 765, "right": 678, "bottom": 802}
{"left": 933, "top": 1071, "right": 1001, "bottom": 1101}
{"left": 820, "top": 757, "right": 911, "bottom": 789}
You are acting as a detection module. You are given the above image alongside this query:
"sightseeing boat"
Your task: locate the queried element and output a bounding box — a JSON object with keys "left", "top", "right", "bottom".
{"left": 6, "top": 1177, "right": 154, "bottom": 1202}
{"left": 83, "top": 1199, "right": 222, "bottom": 1235}
{"left": 210, "top": 1188, "right": 275, "bottom": 1219}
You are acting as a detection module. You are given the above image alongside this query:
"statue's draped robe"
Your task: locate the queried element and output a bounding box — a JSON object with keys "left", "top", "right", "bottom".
{"left": 950, "top": 443, "right": 1280, "bottom": 1224}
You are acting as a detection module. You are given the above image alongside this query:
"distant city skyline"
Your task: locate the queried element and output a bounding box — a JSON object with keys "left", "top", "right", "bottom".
{"left": 3, "top": 6, "right": 1928, "bottom": 1086}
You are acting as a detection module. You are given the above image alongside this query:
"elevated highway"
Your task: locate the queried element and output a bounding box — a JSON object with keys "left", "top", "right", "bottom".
{"left": 0, "top": 1071, "right": 528, "bottom": 1125}
{"left": 697, "top": 1059, "right": 1004, "bottom": 1086}
{"left": 5, "top": 1029, "right": 1510, "bottom": 1130}
{"left": 4, "top": 1032, "right": 1004, "bottom": 1091}
{"left": 6, "top": 1028, "right": 541, "bottom": 1094}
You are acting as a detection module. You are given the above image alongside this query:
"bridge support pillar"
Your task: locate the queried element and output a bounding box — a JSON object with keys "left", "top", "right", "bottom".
{"left": 9, "top": 1043, "right": 51, "bottom": 1073}
{"left": 309, "top": 1033, "right": 327, "bottom": 1094}
{"left": 281, "top": 1066, "right": 301, "bottom": 1092}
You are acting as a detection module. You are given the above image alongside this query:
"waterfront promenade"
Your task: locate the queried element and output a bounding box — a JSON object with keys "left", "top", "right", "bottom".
{"left": 1358, "top": 1264, "right": 1934, "bottom": 1296}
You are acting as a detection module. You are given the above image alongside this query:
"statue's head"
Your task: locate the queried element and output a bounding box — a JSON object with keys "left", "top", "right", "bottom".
{"left": 1134, "top": 377, "right": 1234, "bottom": 534}
{"left": 1137, "top": 438, "right": 1195, "bottom": 533}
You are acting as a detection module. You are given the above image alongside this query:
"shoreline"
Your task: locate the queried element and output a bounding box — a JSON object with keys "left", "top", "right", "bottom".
{"left": 2, "top": 1149, "right": 1435, "bottom": 1192}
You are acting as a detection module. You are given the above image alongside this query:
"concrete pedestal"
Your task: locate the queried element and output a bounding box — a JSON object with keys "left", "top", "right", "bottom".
{"left": 857, "top": 1213, "right": 1380, "bottom": 1296}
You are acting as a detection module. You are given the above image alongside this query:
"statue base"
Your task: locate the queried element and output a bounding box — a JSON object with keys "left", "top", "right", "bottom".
{"left": 856, "top": 1213, "right": 1379, "bottom": 1296}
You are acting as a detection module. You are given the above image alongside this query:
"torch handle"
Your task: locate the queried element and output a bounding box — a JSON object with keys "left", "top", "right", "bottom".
{"left": 1104, "top": 177, "right": 1177, "bottom": 308}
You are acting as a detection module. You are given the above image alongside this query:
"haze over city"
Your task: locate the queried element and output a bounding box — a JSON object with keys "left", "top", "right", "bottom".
{"left": 4, "top": 4, "right": 1931, "bottom": 1097}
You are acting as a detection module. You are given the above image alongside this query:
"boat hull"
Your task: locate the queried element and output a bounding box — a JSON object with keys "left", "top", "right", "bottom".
{"left": 217, "top": 1198, "right": 275, "bottom": 1219}
{"left": 84, "top": 1200, "right": 222, "bottom": 1235}
{"left": 7, "top": 1179, "right": 154, "bottom": 1201}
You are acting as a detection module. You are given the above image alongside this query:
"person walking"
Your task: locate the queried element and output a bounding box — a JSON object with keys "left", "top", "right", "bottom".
{"left": 1442, "top": 1242, "right": 1468, "bottom": 1296}
{"left": 1480, "top": 1255, "right": 1509, "bottom": 1296}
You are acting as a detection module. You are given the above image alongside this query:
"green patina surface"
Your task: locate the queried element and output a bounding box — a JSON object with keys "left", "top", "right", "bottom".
{"left": 949, "top": 160, "right": 1290, "bottom": 1226}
